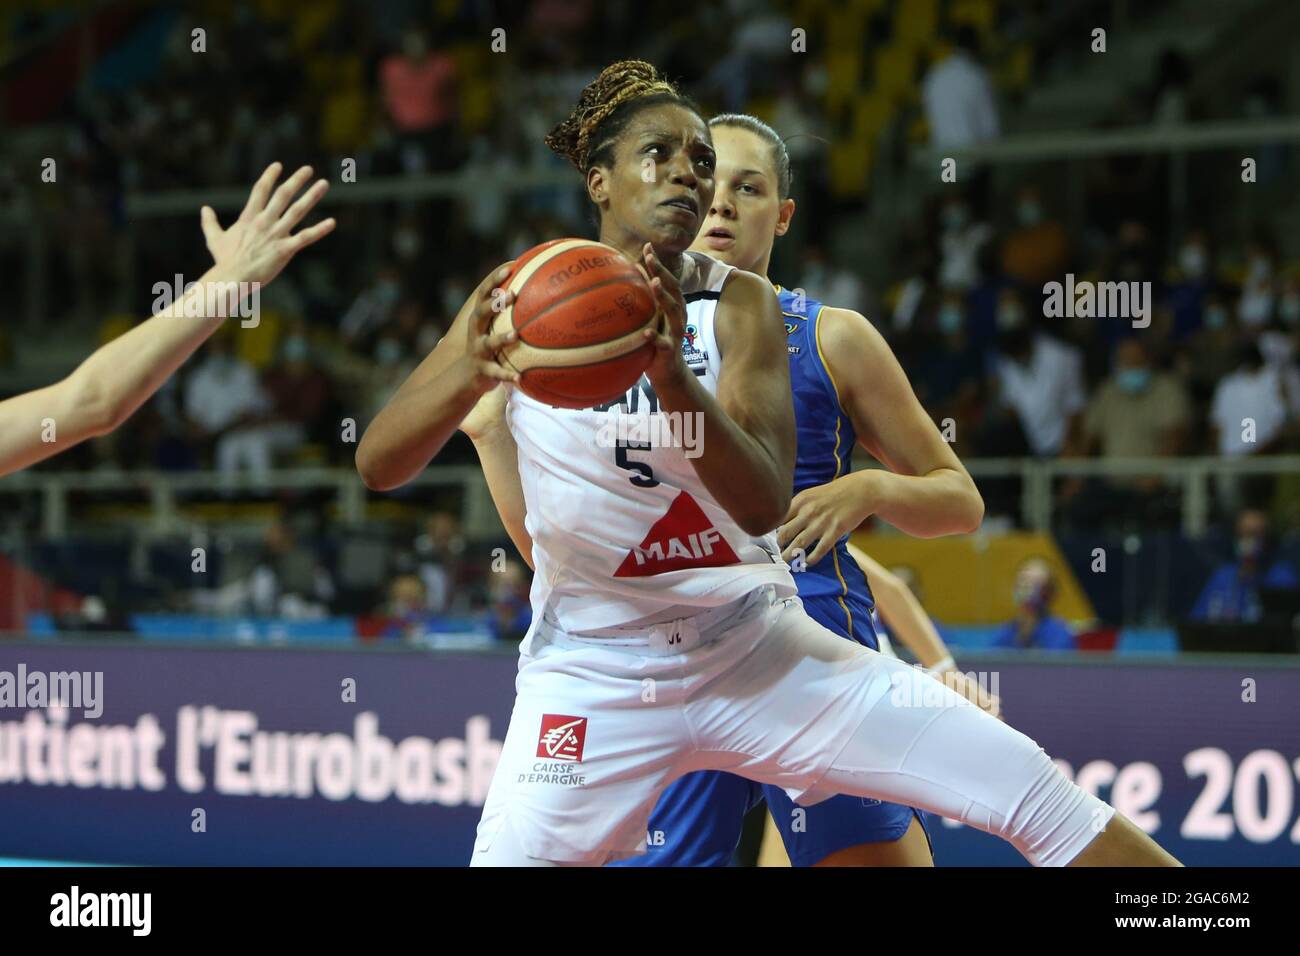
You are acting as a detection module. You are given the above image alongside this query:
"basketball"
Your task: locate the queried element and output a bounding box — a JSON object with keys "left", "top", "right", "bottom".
{"left": 492, "top": 238, "right": 659, "bottom": 408}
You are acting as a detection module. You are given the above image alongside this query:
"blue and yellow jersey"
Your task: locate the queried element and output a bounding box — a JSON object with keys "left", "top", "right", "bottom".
{"left": 776, "top": 283, "right": 876, "bottom": 643}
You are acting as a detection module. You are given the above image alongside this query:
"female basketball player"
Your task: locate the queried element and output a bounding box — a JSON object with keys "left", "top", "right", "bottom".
{"left": 0, "top": 163, "right": 334, "bottom": 478}
{"left": 459, "top": 114, "right": 999, "bottom": 868}
{"left": 359, "top": 60, "right": 1178, "bottom": 867}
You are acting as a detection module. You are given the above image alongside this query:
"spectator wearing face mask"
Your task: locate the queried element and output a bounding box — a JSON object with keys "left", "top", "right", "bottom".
{"left": 914, "top": 291, "right": 984, "bottom": 445}
{"left": 1190, "top": 508, "right": 1297, "bottom": 623}
{"left": 1000, "top": 184, "right": 1069, "bottom": 288}
{"left": 1276, "top": 277, "right": 1300, "bottom": 329}
{"left": 1180, "top": 288, "right": 1245, "bottom": 409}
{"left": 183, "top": 334, "right": 282, "bottom": 480}
{"left": 1237, "top": 234, "right": 1279, "bottom": 328}
{"left": 937, "top": 194, "right": 993, "bottom": 293}
{"left": 991, "top": 558, "right": 1075, "bottom": 651}
{"left": 261, "top": 326, "right": 336, "bottom": 451}
{"left": 1080, "top": 338, "right": 1190, "bottom": 462}
{"left": 1062, "top": 338, "right": 1190, "bottom": 529}
{"left": 364, "top": 331, "right": 418, "bottom": 425}
{"left": 1257, "top": 286, "right": 1300, "bottom": 422}
{"left": 1211, "top": 343, "right": 1288, "bottom": 457}
{"left": 1166, "top": 229, "right": 1213, "bottom": 340}
{"left": 991, "top": 298, "right": 1087, "bottom": 458}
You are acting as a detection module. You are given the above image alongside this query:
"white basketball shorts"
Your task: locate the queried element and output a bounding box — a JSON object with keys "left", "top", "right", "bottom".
{"left": 470, "top": 585, "right": 1114, "bottom": 866}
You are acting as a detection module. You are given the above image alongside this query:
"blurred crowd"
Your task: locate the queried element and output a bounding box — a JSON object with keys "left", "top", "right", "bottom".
{"left": 878, "top": 184, "right": 1300, "bottom": 531}
{"left": 3, "top": 0, "right": 1299, "bottom": 631}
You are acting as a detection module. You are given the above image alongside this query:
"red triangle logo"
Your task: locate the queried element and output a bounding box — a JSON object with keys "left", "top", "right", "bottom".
{"left": 614, "top": 492, "right": 741, "bottom": 577}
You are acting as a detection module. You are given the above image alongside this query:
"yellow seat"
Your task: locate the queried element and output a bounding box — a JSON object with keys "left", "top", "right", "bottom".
{"left": 950, "top": 0, "right": 998, "bottom": 33}
{"left": 896, "top": 0, "right": 938, "bottom": 47}
{"left": 830, "top": 139, "right": 872, "bottom": 197}
{"left": 235, "top": 310, "right": 282, "bottom": 370}
{"left": 873, "top": 43, "right": 916, "bottom": 103}
{"left": 321, "top": 87, "right": 371, "bottom": 153}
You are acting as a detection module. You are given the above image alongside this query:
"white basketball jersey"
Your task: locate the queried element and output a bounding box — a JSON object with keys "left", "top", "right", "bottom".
{"left": 506, "top": 250, "right": 797, "bottom": 635}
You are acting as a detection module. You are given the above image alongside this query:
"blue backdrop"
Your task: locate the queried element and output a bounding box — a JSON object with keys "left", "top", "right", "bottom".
{"left": 0, "top": 642, "right": 1296, "bottom": 865}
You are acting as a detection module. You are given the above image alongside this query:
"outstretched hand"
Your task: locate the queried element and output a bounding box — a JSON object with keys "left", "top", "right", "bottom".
{"left": 201, "top": 162, "right": 336, "bottom": 286}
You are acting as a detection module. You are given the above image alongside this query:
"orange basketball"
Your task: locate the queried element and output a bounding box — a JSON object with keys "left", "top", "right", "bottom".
{"left": 493, "top": 239, "right": 659, "bottom": 409}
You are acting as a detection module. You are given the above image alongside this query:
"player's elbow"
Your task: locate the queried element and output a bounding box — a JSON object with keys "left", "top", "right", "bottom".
{"left": 735, "top": 488, "right": 790, "bottom": 538}
{"left": 355, "top": 437, "right": 399, "bottom": 492}
{"left": 65, "top": 369, "right": 121, "bottom": 439}
{"left": 955, "top": 484, "right": 985, "bottom": 534}
{"left": 356, "top": 457, "right": 397, "bottom": 493}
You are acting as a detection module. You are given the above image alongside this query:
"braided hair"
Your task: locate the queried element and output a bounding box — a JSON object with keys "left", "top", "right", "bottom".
{"left": 545, "top": 60, "right": 703, "bottom": 174}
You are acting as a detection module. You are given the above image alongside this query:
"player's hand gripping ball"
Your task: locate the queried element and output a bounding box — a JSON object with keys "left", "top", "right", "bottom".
{"left": 490, "top": 239, "right": 661, "bottom": 409}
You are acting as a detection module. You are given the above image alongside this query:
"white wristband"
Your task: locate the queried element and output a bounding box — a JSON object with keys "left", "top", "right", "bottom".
{"left": 925, "top": 655, "right": 956, "bottom": 676}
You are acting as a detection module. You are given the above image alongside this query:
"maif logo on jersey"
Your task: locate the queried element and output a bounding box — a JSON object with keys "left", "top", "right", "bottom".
{"left": 614, "top": 491, "right": 741, "bottom": 577}
{"left": 537, "top": 714, "right": 588, "bottom": 761}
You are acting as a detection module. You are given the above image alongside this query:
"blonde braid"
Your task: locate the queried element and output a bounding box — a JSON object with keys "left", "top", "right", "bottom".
{"left": 545, "top": 60, "right": 682, "bottom": 171}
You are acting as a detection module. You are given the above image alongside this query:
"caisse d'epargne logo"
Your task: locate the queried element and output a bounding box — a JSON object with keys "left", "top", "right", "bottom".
{"left": 536, "top": 714, "right": 587, "bottom": 762}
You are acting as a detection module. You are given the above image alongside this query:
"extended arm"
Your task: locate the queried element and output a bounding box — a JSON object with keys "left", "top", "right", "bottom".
{"left": 780, "top": 307, "right": 983, "bottom": 564}
{"left": 847, "top": 543, "right": 951, "bottom": 669}
{"left": 0, "top": 163, "right": 333, "bottom": 479}
{"left": 848, "top": 542, "right": 1001, "bottom": 717}
{"left": 460, "top": 385, "right": 533, "bottom": 569}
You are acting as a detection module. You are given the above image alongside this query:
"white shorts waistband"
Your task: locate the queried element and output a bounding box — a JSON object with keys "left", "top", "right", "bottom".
{"left": 537, "top": 585, "right": 780, "bottom": 656}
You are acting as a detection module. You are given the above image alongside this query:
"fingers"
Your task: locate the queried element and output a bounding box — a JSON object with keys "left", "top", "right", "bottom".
{"left": 275, "top": 177, "right": 329, "bottom": 235}
{"left": 474, "top": 349, "right": 520, "bottom": 385}
{"left": 473, "top": 286, "right": 514, "bottom": 335}
{"left": 642, "top": 243, "right": 686, "bottom": 332}
{"left": 200, "top": 205, "right": 221, "bottom": 246}
{"left": 285, "top": 216, "right": 336, "bottom": 253}
{"left": 264, "top": 165, "right": 316, "bottom": 224}
{"left": 642, "top": 242, "right": 672, "bottom": 281}
{"left": 481, "top": 263, "right": 515, "bottom": 296}
{"left": 238, "top": 162, "right": 283, "bottom": 223}
{"left": 483, "top": 326, "right": 518, "bottom": 353}
{"left": 776, "top": 517, "right": 795, "bottom": 549}
{"left": 485, "top": 361, "right": 520, "bottom": 384}
{"left": 805, "top": 531, "right": 835, "bottom": 566}
{"left": 780, "top": 525, "right": 821, "bottom": 564}
{"left": 783, "top": 488, "right": 810, "bottom": 524}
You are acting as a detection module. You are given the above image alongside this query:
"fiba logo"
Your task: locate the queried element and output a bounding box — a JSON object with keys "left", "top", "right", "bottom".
{"left": 682, "top": 323, "right": 698, "bottom": 347}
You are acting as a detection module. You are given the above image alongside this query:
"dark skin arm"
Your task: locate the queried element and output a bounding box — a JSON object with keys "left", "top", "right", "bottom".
{"left": 356, "top": 263, "right": 519, "bottom": 491}
{"left": 641, "top": 246, "right": 794, "bottom": 536}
